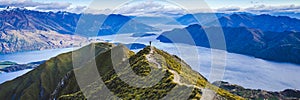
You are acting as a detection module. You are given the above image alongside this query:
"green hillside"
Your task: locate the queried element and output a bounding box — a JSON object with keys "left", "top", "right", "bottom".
{"left": 0, "top": 43, "right": 243, "bottom": 100}
{"left": 0, "top": 43, "right": 114, "bottom": 100}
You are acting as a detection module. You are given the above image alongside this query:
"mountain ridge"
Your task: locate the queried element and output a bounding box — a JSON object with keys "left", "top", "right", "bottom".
{"left": 0, "top": 42, "right": 243, "bottom": 100}
{"left": 1, "top": 42, "right": 299, "bottom": 99}
{"left": 0, "top": 8, "right": 160, "bottom": 35}
{"left": 173, "top": 13, "right": 300, "bottom": 32}
{"left": 0, "top": 8, "right": 160, "bottom": 53}
{"left": 157, "top": 24, "right": 300, "bottom": 64}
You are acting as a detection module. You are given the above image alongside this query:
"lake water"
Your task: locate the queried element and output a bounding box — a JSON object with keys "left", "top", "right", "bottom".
{"left": 0, "top": 32, "right": 300, "bottom": 91}
{"left": 100, "top": 33, "right": 300, "bottom": 91}
{"left": 0, "top": 47, "right": 78, "bottom": 64}
{"left": 0, "top": 47, "right": 79, "bottom": 84}
{"left": 153, "top": 43, "right": 300, "bottom": 91}
{"left": 0, "top": 69, "right": 32, "bottom": 84}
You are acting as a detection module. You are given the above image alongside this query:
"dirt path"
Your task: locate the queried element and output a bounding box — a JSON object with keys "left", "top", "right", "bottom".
{"left": 146, "top": 47, "right": 216, "bottom": 99}
{"left": 146, "top": 47, "right": 201, "bottom": 88}
{"left": 145, "top": 47, "right": 162, "bottom": 68}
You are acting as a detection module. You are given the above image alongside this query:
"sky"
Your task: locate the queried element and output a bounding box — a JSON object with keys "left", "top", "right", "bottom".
{"left": 29, "top": 0, "right": 300, "bottom": 9}
{"left": 0, "top": 0, "right": 300, "bottom": 16}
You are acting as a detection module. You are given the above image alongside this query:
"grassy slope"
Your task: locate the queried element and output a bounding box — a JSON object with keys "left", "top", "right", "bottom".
{"left": 0, "top": 52, "right": 73, "bottom": 100}
{"left": 0, "top": 43, "right": 114, "bottom": 100}
{"left": 0, "top": 43, "right": 242, "bottom": 100}
{"left": 57, "top": 46, "right": 243, "bottom": 100}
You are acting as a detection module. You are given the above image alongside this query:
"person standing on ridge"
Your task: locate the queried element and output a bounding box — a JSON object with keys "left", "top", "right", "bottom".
{"left": 149, "top": 41, "right": 152, "bottom": 46}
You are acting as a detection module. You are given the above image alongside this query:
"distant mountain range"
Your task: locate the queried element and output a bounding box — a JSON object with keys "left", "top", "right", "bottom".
{"left": 173, "top": 13, "right": 300, "bottom": 32}
{"left": 0, "top": 8, "right": 160, "bottom": 53}
{"left": 270, "top": 12, "right": 300, "bottom": 19}
{"left": 168, "top": 13, "right": 230, "bottom": 25}
{"left": 157, "top": 24, "right": 300, "bottom": 64}
{"left": 214, "top": 14, "right": 300, "bottom": 32}
{"left": 0, "top": 8, "right": 160, "bottom": 35}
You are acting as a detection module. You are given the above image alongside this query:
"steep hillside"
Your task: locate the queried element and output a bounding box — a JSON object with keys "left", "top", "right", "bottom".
{"left": 0, "top": 43, "right": 243, "bottom": 100}
{"left": 53, "top": 45, "right": 242, "bottom": 99}
{"left": 0, "top": 8, "right": 160, "bottom": 53}
{"left": 157, "top": 24, "right": 300, "bottom": 64}
{"left": 0, "top": 43, "right": 114, "bottom": 99}
{"left": 0, "top": 8, "right": 160, "bottom": 35}
{"left": 0, "top": 30, "right": 87, "bottom": 53}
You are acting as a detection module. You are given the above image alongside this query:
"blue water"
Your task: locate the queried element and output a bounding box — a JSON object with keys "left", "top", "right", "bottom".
{"left": 0, "top": 69, "right": 32, "bottom": 84}
{"left": 0, "top": 32, "right": 300, "bottom": 91}
{"left": 99, "top": 34, "right": 300, "bottom": 91}
{"left": 0, "top": 48, "right": 78, "bottom": 64}
{"left": 0, "top": 47, "right": 79, "bottom": 84}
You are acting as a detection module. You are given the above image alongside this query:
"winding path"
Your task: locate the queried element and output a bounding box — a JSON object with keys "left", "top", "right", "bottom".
{"left": 146, "top": 46, "right": 216, "bottom": 99}
{"left": 145, "top": 47, "right": 161, "bottom": 68}
{"left": 146, "top": 47, "right": 201, "bottom": 89}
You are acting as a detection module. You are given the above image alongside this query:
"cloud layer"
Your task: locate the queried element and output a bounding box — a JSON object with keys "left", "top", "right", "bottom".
{"left": 0, "top": 0, "right": 299, "bottom": 17}
{"left": 0, "top": 0, "right": 71, "bottom": 10}
{"left": 214, "top": 4, "right": 300, "bottom": 14}
{"left": 0, "top": 0, "right": 84, "bottom": 13}
{"left": 113, "top": 1, "right": 186, "bottom": 17}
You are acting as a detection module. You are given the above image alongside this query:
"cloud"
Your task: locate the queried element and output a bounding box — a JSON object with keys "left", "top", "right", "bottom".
{"left": 67, "top": 6, "right": 87, "bottom": 14}
{"left": 190, "top": 4, "right": 300, "bottom": 14}
{"left": 113, "top": 1, "right": 186, "bottom": 17}
{"left": 35, "top": 2, "right": 71, "bottom": 10}
{"left": 217, "top": 7, "right": 241, "bottom": 12}
{"left": 245, "top": 4, "right": 300, "bottom": 13}
{"left": 83, "top": 8, "right": 113, "bottom": 15}
{"left": 0, "top": 0, "right": 72, "bottom": 11}
{"left": 0, "top": 0, "right": 40, "bottom": 8}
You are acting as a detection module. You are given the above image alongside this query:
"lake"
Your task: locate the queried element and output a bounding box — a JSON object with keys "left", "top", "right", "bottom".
{"left": 0, "top": 47, "right": 78, "bottom": 64}
{"left": 0, "top": 32, "right": 300, "bottom": 91}
{"left": 0, "top": 69, "right": 32, "bottom": 84}
{"left": 99, "top": 33, "right": 300, "bottom": 91}
{"left": 0, "top": 47, "right": 79, "bottom": 84}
